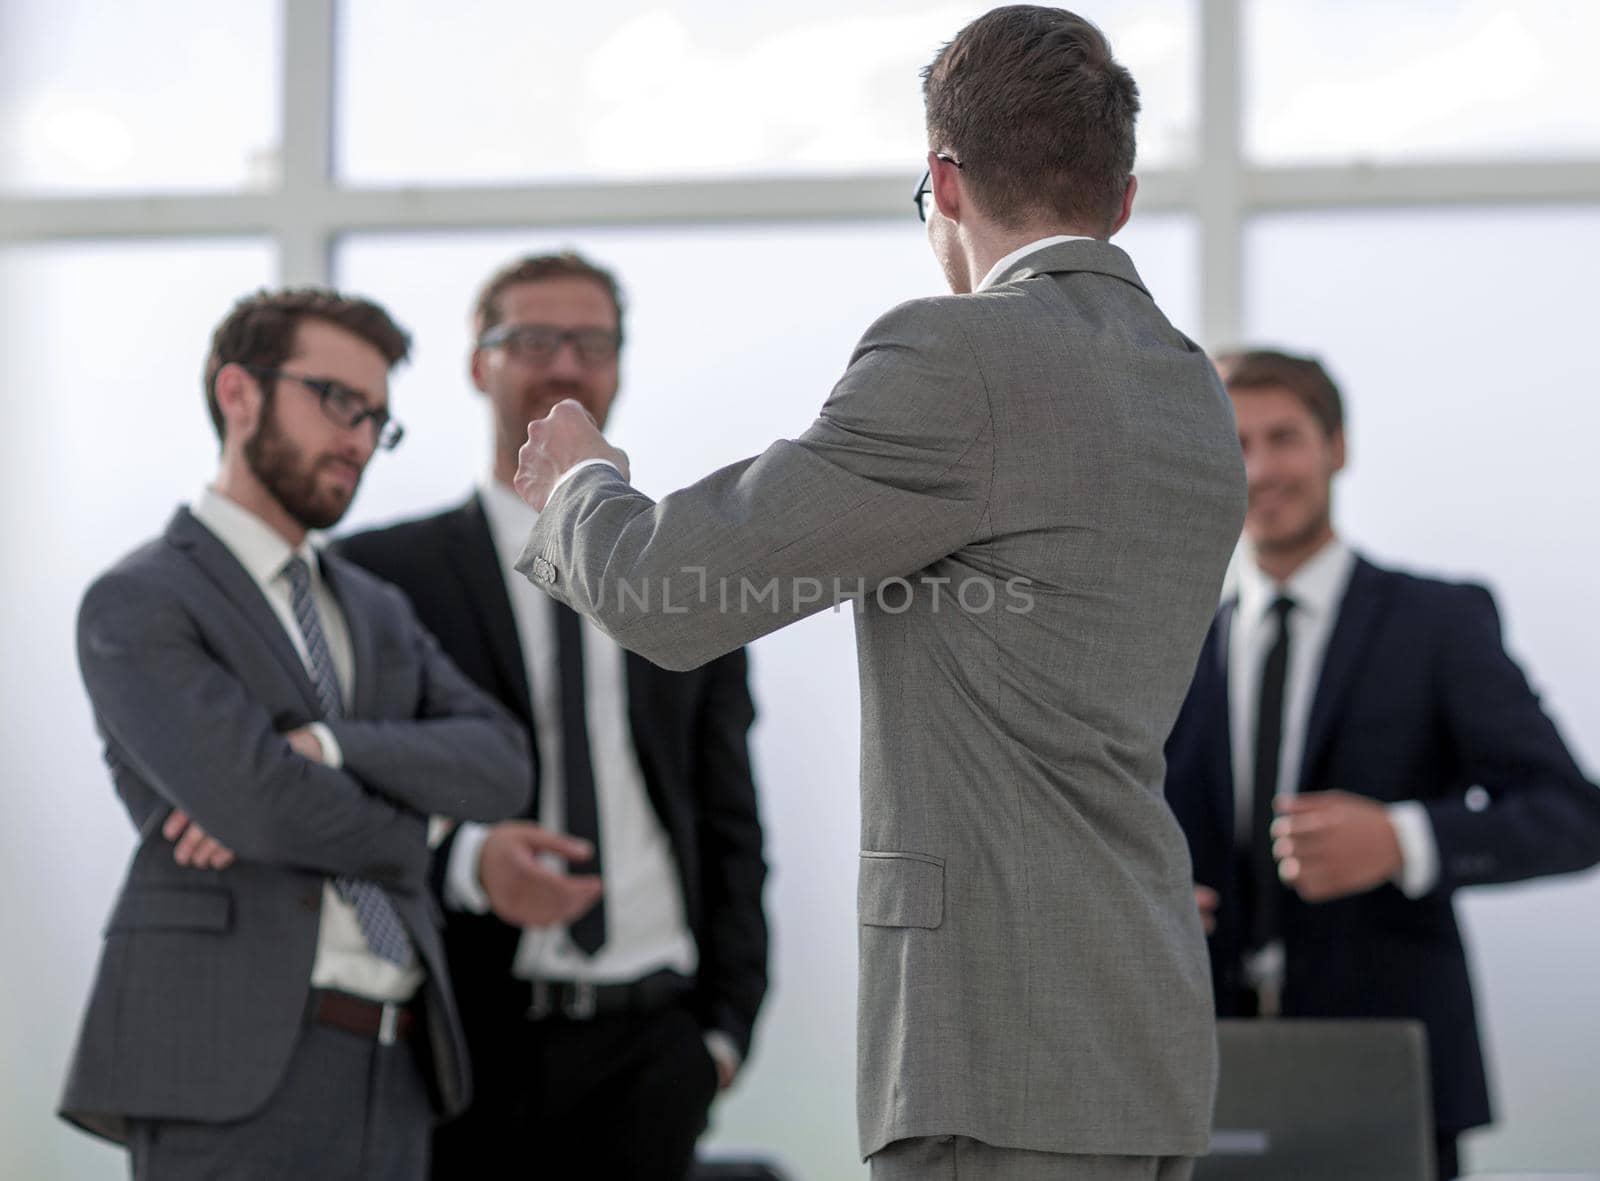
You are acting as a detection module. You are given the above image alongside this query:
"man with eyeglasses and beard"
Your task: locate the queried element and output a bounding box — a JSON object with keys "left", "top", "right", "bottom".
{"left": 60, "top": 288, "right": 541, "bottom": 1181}
{"left": 335, "top": 253, "right": 768, "bottom": 1181}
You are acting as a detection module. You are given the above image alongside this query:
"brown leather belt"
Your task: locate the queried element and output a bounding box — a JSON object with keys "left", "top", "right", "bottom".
{"left": 309, "top": 989, "right": 417, "bottom": 1045}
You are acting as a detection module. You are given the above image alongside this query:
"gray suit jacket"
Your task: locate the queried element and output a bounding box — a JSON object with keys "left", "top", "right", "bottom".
{"left": 517, "top": 240, "right": 1246, "bottom": 1158}
{"left": 61, "top": 507, "right": 530, "bottom": 1144}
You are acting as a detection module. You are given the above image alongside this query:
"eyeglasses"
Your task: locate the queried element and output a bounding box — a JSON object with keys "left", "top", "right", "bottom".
{"left": 478, "top": 323, "right": 621, "bottom": 366}
{"left": 914, "top": 153, "right": 963, "bottom": 223}
{"left": 246, "top": 367, "right": 405, "bottom": 451}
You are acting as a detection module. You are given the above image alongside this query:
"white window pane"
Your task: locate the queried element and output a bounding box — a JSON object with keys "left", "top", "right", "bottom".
{"left": 0, "top": 0, "right": 280, "bottom": 194}
{"left": 337, "top": 0, "right": 1193, "bottom": 186}
{"left": 1117, "top": 214, "right": 1199, "bottom": 342}
{"left": 0, "top": 238, "right": 274, "bottom": 1181}
{"left": 1245, "top": 0, "right": 1600, "bottom": 164}
{"left": 1244, "top": 206, "right": 1600, "bottom": 1171}
{"left": 337, "top": 217, "right": 1195, "bottom": 1181}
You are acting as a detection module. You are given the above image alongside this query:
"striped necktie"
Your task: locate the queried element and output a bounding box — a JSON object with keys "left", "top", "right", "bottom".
{"left": 283, "top": 556, "right": 415, "bottom": 969}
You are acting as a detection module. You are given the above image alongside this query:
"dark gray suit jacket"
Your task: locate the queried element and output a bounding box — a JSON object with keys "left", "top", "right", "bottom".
{"left": 518, "top": 240, "right": 1246, "bottom": 1158}
{"left": 60, "top": 507, "right": 530, "bottom": 1144}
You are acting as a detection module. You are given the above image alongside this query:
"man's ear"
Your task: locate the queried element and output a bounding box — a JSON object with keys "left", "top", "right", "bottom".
{"left": 1329, "top": 427, "right": 1348, "bottom": 476}
{"left": 930, "top": 151, "right": 964, "bottom": 223}
{"left": 469, "top": 345, "right": 490, "bottom": 394}
{"left": 214, "top": 363, "right": 263, "bottom": 441}
{"left": 1107, "top": 175, "right": 1137, "bottom": 237}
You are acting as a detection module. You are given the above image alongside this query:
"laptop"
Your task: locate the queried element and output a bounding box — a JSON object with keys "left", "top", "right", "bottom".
{"left": 1193, "top": 1018, "right": 1435, "bottom": 1181}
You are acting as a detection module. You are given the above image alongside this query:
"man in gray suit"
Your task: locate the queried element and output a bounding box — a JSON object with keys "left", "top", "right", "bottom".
{"left": 512, "top": 8, "right": 1244, "bottom": 1179}
{"left": 60, "top": 289, "right": 559, "bottom": 1179}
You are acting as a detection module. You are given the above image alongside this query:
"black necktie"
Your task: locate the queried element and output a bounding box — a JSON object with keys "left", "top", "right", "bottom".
{"left": 1247, "top": 595, "right": 1295, "bottom": 953}
{"left": 553, "top": 601, "right": 605, "bottom": 954}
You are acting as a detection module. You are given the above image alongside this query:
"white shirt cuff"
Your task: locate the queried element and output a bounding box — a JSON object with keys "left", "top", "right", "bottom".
{"left": 703, "top": 1030, "right": 742, "bottom": 1082}
{"left": 549, "top": 457, "right": 622, "bottom": 499}
{"left": 1387, "top": 801, "right": 1440, "bottom": 898}
{"left": 445, "top": 821, "right": 493, "bottom": 913}
{"left": 307, "top": 722, "right": 342, "bottom": 769}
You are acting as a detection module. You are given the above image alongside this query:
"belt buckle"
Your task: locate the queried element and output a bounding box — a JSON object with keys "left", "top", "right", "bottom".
{"left": 378, "top": 1002, "right": 400, "bottom": 1046}
{"left": 563, "top": 981, "right": 597, "bottom": 1020}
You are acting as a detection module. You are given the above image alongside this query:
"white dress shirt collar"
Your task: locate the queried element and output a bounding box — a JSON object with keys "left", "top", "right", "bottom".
{"left": 192, "top": 486, "right": 319, "bottom": 584}
{"left": 977, "top": 234, "right": 1095, "bottom": 292}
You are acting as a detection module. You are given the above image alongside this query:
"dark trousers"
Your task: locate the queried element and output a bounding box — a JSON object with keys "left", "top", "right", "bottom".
{"left": 1436, "top": 1131, "right": 1459, "bottom": 1181}
{"left": 129, "top": 1020, "right": 434, "bottom": 1181}
{"left": 433, "top": 1000, "right": 719, "bottom": 1181}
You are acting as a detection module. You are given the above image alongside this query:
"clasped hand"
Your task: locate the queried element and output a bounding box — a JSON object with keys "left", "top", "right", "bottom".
{"left": 160, "top": 729, "right": 602, "bottom": 933}
{"left": 1195, "top": 789, "right": 1405, "bottom": 929}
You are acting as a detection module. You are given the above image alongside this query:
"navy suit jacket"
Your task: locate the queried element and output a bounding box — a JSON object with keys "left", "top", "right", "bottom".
{"left": 1165, "top": 554, "right": 1600, "bottom": 1134}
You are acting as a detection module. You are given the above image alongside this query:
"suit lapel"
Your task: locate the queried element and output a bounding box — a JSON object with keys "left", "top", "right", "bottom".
{"left": 1299, "top": 557, "right": 1389, "bottom": 792}
{"left": 1204, "top": 601, "right": 1237, "bottom": 847}
{"left": 623, "top": 652, "right": 688, "bottom": 845}
{"left": 166, "top": 507, "right": 324, "bottom": 719}
{"left": 319, "top": 552, "right": 377, "bottom": 717}
{"left": 449, "top": 496, "right": 534, "bottom": 727}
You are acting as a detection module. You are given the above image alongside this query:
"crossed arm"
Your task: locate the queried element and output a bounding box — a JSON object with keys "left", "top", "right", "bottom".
{"left": 79, "top": 570, "right": 530, "bottom": 889}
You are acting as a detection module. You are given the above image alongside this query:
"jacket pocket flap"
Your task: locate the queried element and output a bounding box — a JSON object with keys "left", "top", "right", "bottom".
{"left": 106, "top": 887, "right": 233, "bottom": 934}
{"left": 859, "top": 851, "right": 945, "bottom": 929}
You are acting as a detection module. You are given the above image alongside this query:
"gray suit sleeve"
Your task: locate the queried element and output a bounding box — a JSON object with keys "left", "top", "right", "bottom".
{"left": 519, "top": 299, "right": 994, "bottom": 670}
{"left": 78, "top": 572, "right": 429, "bottom": 890}
{"left": 325, "top": 584, "right": 531, "bottom": 822}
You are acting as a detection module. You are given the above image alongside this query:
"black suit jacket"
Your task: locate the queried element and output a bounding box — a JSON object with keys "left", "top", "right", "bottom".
{"left": 1165, "top": 555, "right": 1600, "bottom": 1135}
{"left": 333, "top": 494, "right": 768, "bottom": 1066}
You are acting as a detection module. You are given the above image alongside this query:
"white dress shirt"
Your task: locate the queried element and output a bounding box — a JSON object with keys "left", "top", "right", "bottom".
{"left": 446, "top": 478, "right": 699, "bottom": 988}
{"left": 192, "top": 488, "right": 424, "bottom": 1002}
{"left": 1229, "top": 537, "right": 1439, "bottom": 905}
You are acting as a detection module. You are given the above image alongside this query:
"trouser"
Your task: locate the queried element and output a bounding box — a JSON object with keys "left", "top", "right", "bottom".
{"left": 871, "top": 1136, "right": 1195, "bottom": 1181}
{"left": 1436, "top": 1130, "right": 1460, "bottom": 1181}
{"left": 432, "top": 995, "right": 719, "bottom": 1181}
{"left": 129, "top": 1019, "right": 434, "bottom": 1181}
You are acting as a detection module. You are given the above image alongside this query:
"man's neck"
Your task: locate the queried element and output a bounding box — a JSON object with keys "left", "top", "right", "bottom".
{"left": 491, "top": 448, "right": 518, "bottom": 490}
{"left": 1252, "top": 525, "right": 1337, "bottom": 585}
{"left": 212, "top": 465, "right": 306, "bottom": 548}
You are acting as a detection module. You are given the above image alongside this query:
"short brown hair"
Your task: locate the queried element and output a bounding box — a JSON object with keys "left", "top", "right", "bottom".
{"left": 922, "top": 6, "right": 1140, "bottom": 234}
{"left": 1215, "top": 348, "right": 1346, "bottom": 437}
{"left": 203, "top": 288, "right": 411, "bottom": 440}
{"left": 472, "top": 252, "right": 627, "bottom": 342}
